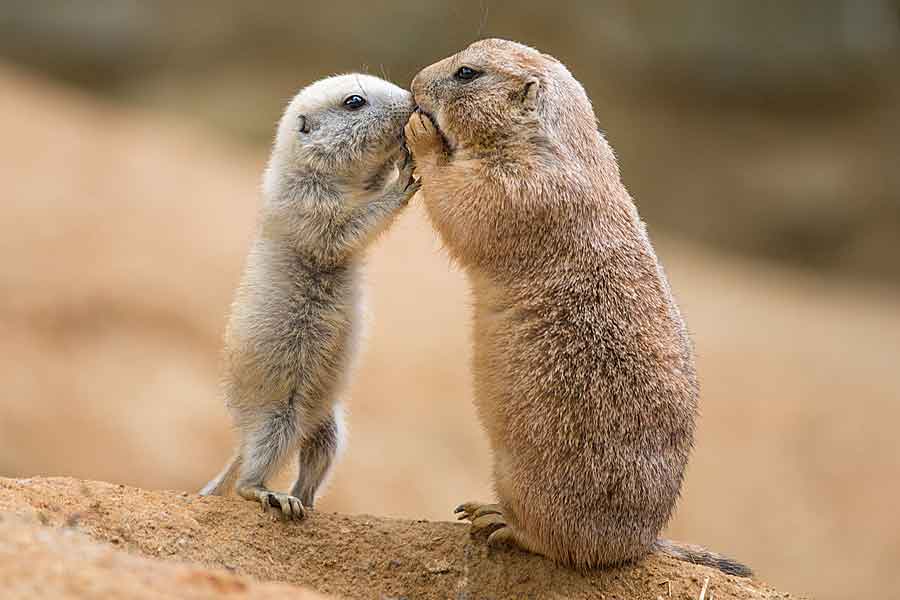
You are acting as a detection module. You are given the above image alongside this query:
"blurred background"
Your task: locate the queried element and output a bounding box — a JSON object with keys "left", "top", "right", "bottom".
{"left": 1, "top": 1, "right": 898, "bottom": 598}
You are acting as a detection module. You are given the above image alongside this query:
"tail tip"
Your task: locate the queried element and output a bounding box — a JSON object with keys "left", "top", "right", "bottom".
{"left": 657, "top": 539, "right": 753, "bottom": 578}
{"left": 714, "top": 557, "right": 753, "bottom": 578}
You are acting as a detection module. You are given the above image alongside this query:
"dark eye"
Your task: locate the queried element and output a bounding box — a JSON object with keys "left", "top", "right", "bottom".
{"left": 343, "top": 95, "right": 367, "bottom": 110}
{"left": 454, "top": 66, "right": 481, "bottom": 81}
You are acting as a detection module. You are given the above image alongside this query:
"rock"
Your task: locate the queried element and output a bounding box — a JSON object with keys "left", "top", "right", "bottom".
{"left": 0, "top": 477, "right": 797, "bottom": 600}
{"left": 0, "top": 511, "right": 328, "bottom": 599}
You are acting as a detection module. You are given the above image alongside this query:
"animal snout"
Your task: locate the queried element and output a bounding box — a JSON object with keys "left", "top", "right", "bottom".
{"left": 410, "top": 72, "right": 423, "bottom": 98}
{"left": 409, "top": 73, "right": 432, "bottom": 110}
{"left": 387, "top": 89, "right": 414, "bottom": 116}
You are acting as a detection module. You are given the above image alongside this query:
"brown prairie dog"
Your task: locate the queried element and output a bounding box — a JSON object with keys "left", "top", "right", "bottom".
{"left": 201, "top": 74, "right": 417, "bottom": 520}
{"left": 405, "top": 39, "right": 750, "bottom": 576}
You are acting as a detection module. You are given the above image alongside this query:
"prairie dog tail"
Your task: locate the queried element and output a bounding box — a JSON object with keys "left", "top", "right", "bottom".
{"left": 655, "top": 539, "right": 752, "bottom": 577}
{"left": 199, "top": 452, "right": 243, "bottom": 496}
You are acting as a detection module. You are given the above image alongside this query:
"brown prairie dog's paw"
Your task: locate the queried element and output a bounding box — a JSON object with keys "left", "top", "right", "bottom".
{"left": 404, "top": 112, "right": 444, "bottom": 163}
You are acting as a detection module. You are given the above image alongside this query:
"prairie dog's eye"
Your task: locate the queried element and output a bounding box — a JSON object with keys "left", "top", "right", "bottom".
{"left": 454, "top": 66, "right": 481, "bottom": 81}
{"left": 298, "top": 115, "right": 310, "bottom": 134}
{"left": 343, "top": 95, "right": 367, "bottom": 110}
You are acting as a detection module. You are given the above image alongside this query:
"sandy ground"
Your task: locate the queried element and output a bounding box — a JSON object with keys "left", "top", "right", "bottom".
{"left": 0, "top": 477, "right": 793, "bottom": 599}
{"left": 0, "top": 510, "right": 328, "bottom": 600}
{"left": 1, "top": 63, "right": 898, "bottom": 599}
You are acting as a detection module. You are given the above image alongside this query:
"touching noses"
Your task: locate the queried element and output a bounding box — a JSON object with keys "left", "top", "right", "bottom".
{"left": 409, "top": 72, "right": 435, "bottom": 113}
{"left": 410, "top": 73, "right": 423, "bottom": 102}
{"left": 389, "top": 88, "right": 414, "bottom": 108}
{"left": 399, "top": 90, "right": 415, "bottom": 111}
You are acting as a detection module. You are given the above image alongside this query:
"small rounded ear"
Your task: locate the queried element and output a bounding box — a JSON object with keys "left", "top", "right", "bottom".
{"left": 523, "top": 77, "right": 540, "bottom": 108}
{"left": 298, "top": 114, "right": 310, "bottom": 134}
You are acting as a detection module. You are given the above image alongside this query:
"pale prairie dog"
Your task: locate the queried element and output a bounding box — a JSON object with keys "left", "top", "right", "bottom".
{"left": 405, "top": 39, "right": 751, "bottom": 576}
{"left": 201, "top": 74, "right": 417, "bottom": 520}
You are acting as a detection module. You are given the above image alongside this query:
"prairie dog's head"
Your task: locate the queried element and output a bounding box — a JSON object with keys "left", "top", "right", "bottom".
{"left": 266, "top": 74, "right": 413, "bottom": 193}
{"left": 410, "top": 39, "right": 597, "bottom": 158}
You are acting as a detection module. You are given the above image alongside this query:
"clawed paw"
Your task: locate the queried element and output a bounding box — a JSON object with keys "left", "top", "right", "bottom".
{"left": 245, "top": 488, "right": 305, "bottom": 521}
{"left": 455, "top": 502, "right": 502, "bottom": 522}
{"left": 404, "top": 111, "right": 444, "bottom": 160}
{"left": 457, "top": 504, "right": 505, "bottom": 535}
{"left": 454, "top": 501, "right": 521, "bottom": 549}
{"left": 391, "top": 148, "right": 421, "bottom": 202}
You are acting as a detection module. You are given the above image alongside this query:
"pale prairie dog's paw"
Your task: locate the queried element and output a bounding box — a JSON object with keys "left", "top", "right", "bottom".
{"left": 390, "top": 148, "right": 420, "bottom": 205}
{"left": 261, "top": 491, "right": 305, "bottom": 521}
{"left": 404, "top": 112, "right": 444, "bottom": 162}
{"left": 240, "top": 486, "right": 306, "bottom": 522}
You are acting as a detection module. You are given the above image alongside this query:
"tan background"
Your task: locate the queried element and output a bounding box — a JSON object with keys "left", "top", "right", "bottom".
{"left": 1, "top": 3, "right": 899, "bottom": 599}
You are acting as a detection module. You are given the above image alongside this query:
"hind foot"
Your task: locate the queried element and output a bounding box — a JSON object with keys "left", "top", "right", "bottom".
{"left": 455, "top": 502, "right": 502, "bottom": 522}
{"left": 454, "top": 501, "right": 527, "bottom": 550}
{"left": 239, "top": 486, "right": 305, "bottom": 521}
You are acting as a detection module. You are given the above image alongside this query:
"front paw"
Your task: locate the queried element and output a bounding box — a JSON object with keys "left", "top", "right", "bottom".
{"left": 387, "top": 148, "right": 420, "bottom": 205}
{"left": 404, "top": 111, "right": 444, "bottom": 164}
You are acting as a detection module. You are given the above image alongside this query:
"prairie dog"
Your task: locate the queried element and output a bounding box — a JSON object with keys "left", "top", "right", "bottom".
{"left": 405, "top": 39, "right": 750, "bottom": 576}
{"left": 201, "top": 74, "right": 417, "bottom": 520}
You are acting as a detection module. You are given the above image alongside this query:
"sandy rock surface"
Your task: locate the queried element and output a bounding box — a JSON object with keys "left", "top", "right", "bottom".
{"left": 1, "top": 513, "right": 327, "bottom": 600}
{"left": 0, "top": 477, "right": 796, "bottom": 600}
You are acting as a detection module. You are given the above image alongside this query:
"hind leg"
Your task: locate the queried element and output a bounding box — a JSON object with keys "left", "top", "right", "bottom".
{"left": 455, "top": 501, "right": 537, "bottom": 553}
{"left": 234, "top": 406, "right": 305, "bottom": 521}
{"left": 290, "top": 405, "right": 344, "bottom": 509}
{"left": 199, "top": 451, "right": 242, "bottom": 496}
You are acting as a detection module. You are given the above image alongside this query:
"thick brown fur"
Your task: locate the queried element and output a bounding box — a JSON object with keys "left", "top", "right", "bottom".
{"left": 405, "top": 39, "right": 750, "bottom": 577}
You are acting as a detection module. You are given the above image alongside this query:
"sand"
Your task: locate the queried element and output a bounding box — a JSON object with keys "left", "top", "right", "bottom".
{"left": 1, "top": 477, "right": 795, "bottom": 599}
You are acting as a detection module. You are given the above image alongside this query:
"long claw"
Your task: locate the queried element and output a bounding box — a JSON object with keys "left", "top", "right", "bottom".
{"left": 471, "top": 505, "right": 502, "bottom": 519}
{"left": 454, "top": 501, "right": 502, "bottom": 522}
{"left": 290, "top": 497, "right": 304, "bottom": 521}
{"left": 400, "top": 147, "right": 412, "bottom": 169}
{"left": 470, "top": 512, "right": 506, "bottom": 534}
{"left": 487, "top": 526, "right": 515, "bottom": 548}
{"left": 454, "top": 501, "right": 482, "bottom": 516}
